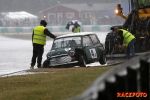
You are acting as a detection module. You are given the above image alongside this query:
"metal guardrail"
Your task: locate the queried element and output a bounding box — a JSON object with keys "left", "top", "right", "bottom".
{"left": 68, "top": 52, "right": 150, "bottom": 100}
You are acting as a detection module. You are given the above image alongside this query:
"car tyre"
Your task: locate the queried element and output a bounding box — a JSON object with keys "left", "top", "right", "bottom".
{"left": 78, "top": 55, "right": 86, "bottom": 67}
{"left": 42, "top": 59, "right": 50, "bottom": 68}
{"left": 99, "top": 52, "right": 107, "bottom": 65}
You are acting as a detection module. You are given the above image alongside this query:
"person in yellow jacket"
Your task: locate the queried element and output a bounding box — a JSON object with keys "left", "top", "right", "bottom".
{"left": 72, "top": 22, "right": 80, "bottom": 33}
{"left": 30, "top": 20, "right": 56, "bottom": 69}
{"left": 114, "top": 27, "right": 136, "bottom": 60}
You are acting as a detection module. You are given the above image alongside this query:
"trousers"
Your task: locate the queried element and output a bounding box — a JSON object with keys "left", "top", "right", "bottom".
{"left": 126, "top": 39, "right": 136, "bottom": 60}
{"left": 31, "top": 43, "right": 44, "bottom": 67}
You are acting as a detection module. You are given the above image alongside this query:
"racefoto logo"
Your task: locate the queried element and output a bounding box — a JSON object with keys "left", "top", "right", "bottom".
{"left": 117, "top": 92, "right": 147, "bottom": 97}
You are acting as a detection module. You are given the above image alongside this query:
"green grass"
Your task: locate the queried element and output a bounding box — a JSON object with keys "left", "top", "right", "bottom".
{"left": 0, "top": 66, "right": 115, "bottom": 100}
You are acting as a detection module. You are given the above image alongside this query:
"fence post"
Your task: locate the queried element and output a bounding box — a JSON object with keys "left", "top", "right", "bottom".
{"left": 127, "top": 66, "right": 139, "bottom": 100}
{"left": 140, "top": 57, "right": 150, "bottom": 99}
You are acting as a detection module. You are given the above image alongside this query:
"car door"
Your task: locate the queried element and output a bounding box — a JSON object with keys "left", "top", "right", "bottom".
{"left": 82, "top": 35, "right": 98, "bottom": 62}
{"left": 89, "top": 34, "right": 104, "bottom": 60}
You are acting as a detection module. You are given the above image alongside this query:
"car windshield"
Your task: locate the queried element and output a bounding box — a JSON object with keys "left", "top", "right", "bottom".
{"left": 52, "top": 37, "right": 81, "bottom": 49}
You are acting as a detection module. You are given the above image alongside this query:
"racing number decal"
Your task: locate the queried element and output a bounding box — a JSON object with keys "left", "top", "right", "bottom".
{"left": 89, "top": 48, "right": 97, "bottom": 58}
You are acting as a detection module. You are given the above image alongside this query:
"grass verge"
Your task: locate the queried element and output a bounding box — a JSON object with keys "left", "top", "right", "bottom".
{"left": 0, "top": 66, "right": 115, "bottom": 100}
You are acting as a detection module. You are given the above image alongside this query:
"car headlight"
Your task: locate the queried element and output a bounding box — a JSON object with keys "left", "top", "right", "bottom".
{"left": 69, "top": 51, "right": 75, "bottom": 57}
{"left": 65, "top": 48, "right": 71, "bottom": 51}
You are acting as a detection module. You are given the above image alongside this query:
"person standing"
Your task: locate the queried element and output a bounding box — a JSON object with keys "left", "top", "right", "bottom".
{"left": 72, "top": 22, "right": 80, "bottom": 33}
{"left": 114, "top": 27, "right": 136, "bottom": 60}
{"left": 30, "top": 20, "right": 56, "bottom": 69}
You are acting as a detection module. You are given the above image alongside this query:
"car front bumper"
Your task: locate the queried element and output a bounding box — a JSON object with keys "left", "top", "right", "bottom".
{"left": 49, "top": 55, "right": 78, "bottom": 66}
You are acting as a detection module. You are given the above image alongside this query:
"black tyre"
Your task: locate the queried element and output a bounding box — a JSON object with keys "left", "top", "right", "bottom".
{"left": 99, "top": 52, "right": 107, "bottom": 65}
{"left": 42, "top": 59, "right": 50, "bottom": 68}
{"left": 78, "top": 55, "right": 86, "bottom": 67}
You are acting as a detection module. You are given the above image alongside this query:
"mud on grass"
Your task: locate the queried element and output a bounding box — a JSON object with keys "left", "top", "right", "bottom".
{"left": 0, "top": 66, "right": 114, "bottom": 100}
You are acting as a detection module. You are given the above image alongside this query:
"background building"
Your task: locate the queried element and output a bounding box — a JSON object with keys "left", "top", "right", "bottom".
{"left": 40, "top": 3, "right": 126, "bottom": 26}
{"left": 0, "top": 0, "right": 128, "bottom": 26}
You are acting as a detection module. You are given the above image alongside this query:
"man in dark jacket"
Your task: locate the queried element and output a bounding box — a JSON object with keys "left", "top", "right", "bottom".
{"left": 114, "top": 27, "right": 136, "bottom": 60}
{"left": 30, "top": 20, "right": 56, "bottom": 69}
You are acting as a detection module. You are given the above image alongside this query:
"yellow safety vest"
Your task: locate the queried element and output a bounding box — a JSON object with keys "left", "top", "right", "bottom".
{"left": 33, "top": 26, "right": 46, "bottom": 45}
{"left": 120, "top": 29, "right": 135, "bottom": 46}
{"left": 73, "top": 26, "right": 80, "bottom": 33}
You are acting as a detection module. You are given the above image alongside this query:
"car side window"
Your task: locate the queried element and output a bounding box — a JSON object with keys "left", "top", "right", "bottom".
{"left": 90, "top": 34, "right": 100, "bottom": 45}
{"left": 83, "top": 36, "right": 93, "bottom": 47}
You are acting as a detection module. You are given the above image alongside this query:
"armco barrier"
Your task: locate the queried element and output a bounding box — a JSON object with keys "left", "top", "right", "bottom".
{"left": 0, "top": 25, "right": 112, "bottom": 34}
{"left": 68, "top": 52, "right": 150, "bottom": 100}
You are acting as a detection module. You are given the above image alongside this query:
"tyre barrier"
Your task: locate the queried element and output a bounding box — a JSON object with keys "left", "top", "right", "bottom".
{"left": 68, "top": 52, "right": 150, "bottom": 100}
{"left": 0, "top": 25, "right": 112, "bottom": 34}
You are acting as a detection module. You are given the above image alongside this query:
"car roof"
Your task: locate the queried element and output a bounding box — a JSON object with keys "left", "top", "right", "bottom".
{"left": 56, "top": 32, "right": 96, "bottom": 38}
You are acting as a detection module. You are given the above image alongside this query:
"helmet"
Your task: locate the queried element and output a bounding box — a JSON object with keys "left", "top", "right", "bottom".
{"left": 40, "top": 20, "right": 47, "bottom": 27}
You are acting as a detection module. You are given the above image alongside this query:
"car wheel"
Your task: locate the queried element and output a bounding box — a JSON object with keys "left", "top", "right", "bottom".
{"left": 42, "top": 59, "right": 50, "bottom": 68}
{"left": 78, "top": 55, "right": 86, "bottom": 67}
{"left": 99, "top": 52, "right": 107, "bottom": 65}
